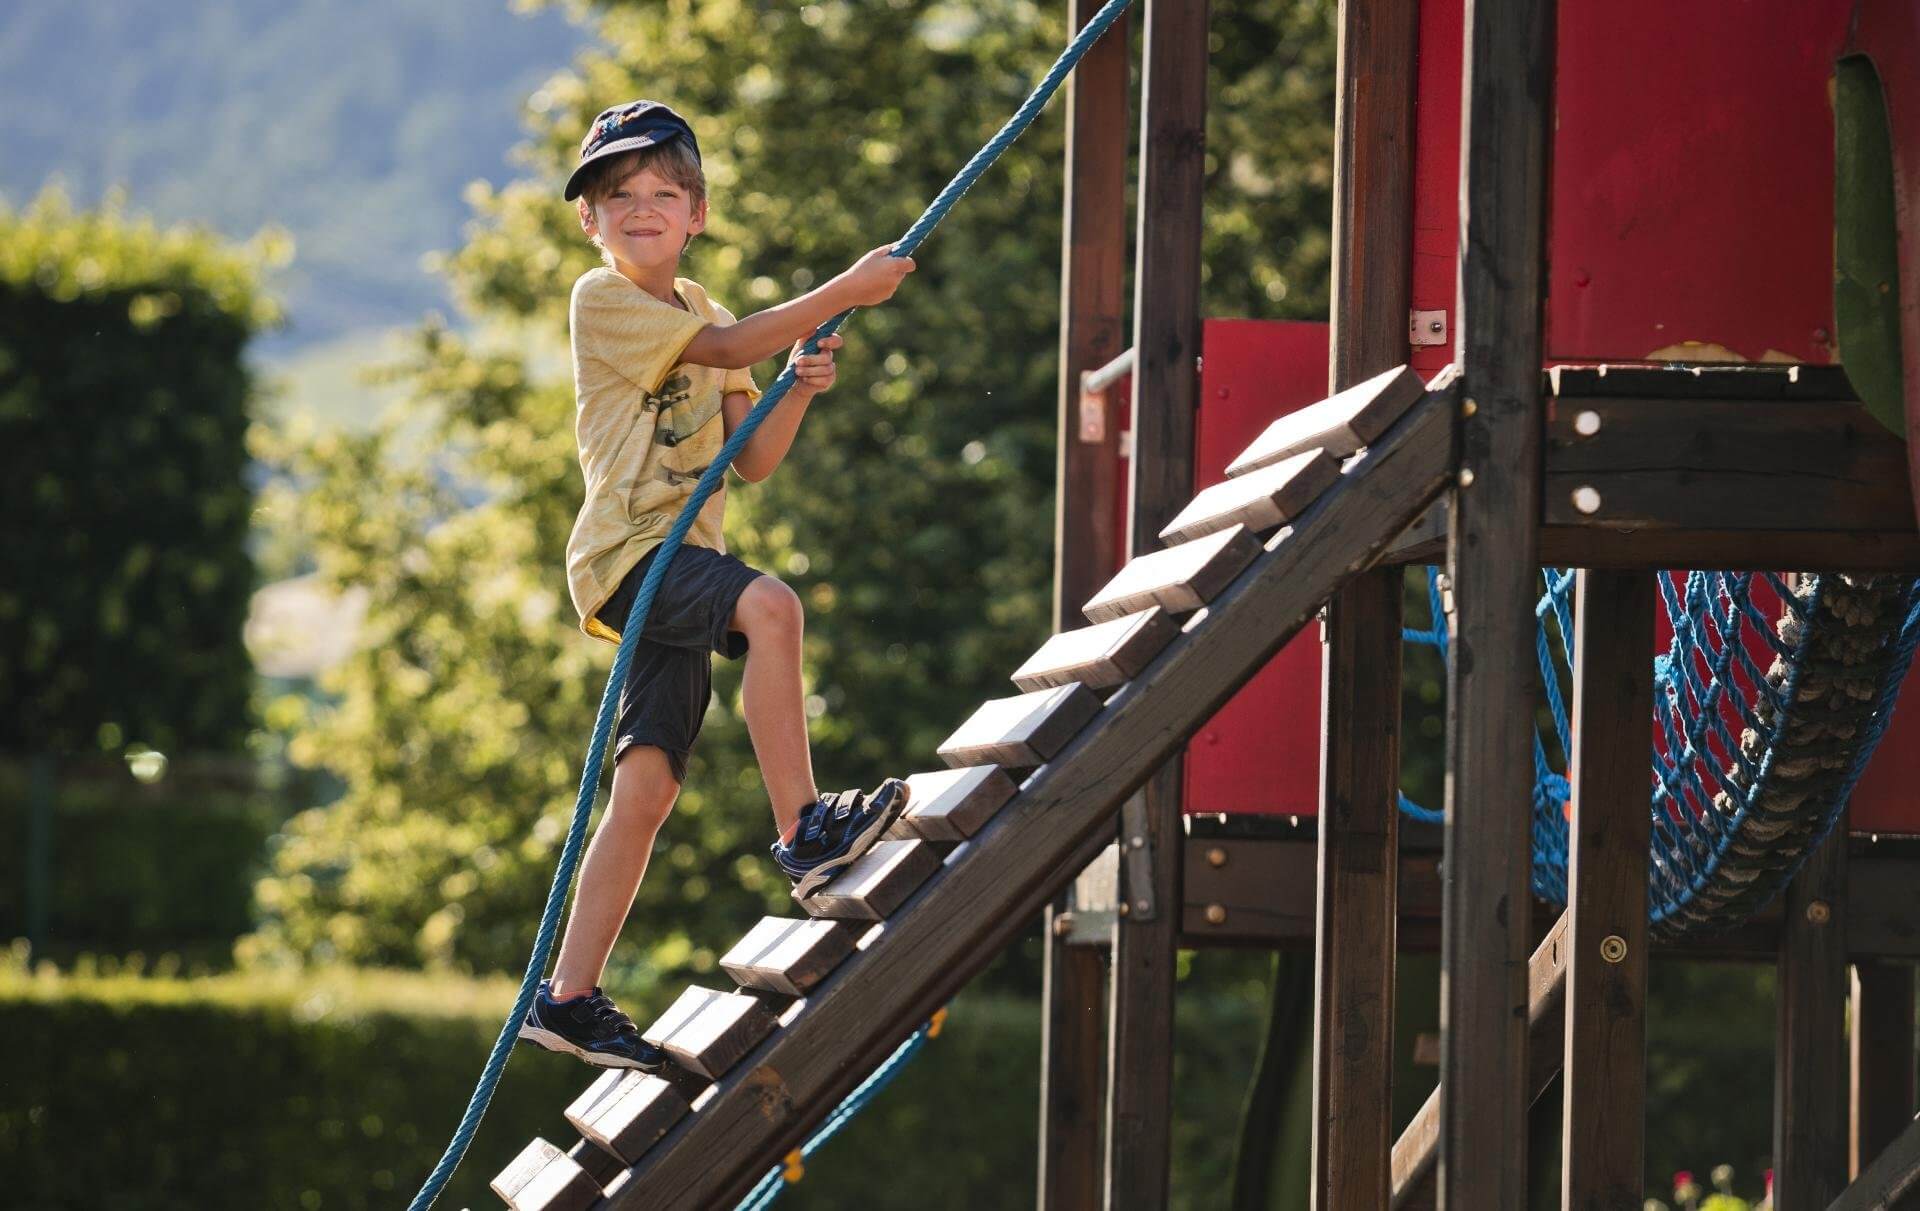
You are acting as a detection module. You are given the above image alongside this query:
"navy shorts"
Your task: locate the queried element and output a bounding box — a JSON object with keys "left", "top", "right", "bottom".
{"left": 593, "top": 544, "right": 764, "bottom": 783}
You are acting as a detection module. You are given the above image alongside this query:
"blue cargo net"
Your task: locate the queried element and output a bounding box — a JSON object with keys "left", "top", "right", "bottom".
{"left": 1399, "top": 565, "right": 1920, "bottom": 929}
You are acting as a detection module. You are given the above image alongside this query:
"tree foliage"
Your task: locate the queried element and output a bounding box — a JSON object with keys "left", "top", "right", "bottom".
{"left": 0, "top": 190, "right": 282, "bottom": 757}
{"left": 249, "top": 0, "right": 1335, "bottom": 978}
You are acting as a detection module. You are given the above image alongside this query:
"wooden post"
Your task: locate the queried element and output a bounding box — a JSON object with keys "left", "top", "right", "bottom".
{"left": 1775, "top": 827, "right": 1849, "bottom": 1209}
{"left": 1041, "top": 1, "right": 1130, "bottom": 1205}
{"left": 1851, "top": 961, "right": 1917, "bottom": 1179}
{"left": 1441, "top": 0, "right": 1556, "bottom": 1205}
{"left": 1311, "top": 1, "right": 1419, "bottom": 1205}
{"left": 1106, "top": 1, "right": 1206, "bottom": 1205}
{"left": 1312, "top": 569, "right": 1403, "bottom": 1207}
{"left": 1560, "top": 571, "right": 1653, "bottom": 1211}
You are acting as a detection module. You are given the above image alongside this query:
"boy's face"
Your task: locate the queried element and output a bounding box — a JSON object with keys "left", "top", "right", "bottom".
{"left": 579, "top": 164, "right": 708, "bottom": 280}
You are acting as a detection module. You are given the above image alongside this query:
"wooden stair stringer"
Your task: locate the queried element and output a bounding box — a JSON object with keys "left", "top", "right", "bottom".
{"left": 594, "top": 383, "right": 1455, "bottom": 1211}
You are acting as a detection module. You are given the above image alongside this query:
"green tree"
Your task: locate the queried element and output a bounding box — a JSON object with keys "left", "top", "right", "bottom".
{"left": 248, "top": 0, "right": 1335, "bottom": 981}
{"left": 0, "top": 190, "right": 282, "bottom": 757}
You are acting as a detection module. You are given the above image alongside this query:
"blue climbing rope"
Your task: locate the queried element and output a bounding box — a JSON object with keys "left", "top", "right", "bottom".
{"left": 407, "top": 1, "right": 1136, "bottom": 1205}
{"left": 734, "top": 1008, "right": 949, "bottom": 1210}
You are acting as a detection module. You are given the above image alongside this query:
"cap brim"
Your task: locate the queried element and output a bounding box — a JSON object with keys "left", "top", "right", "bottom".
{"left": 563, "top": 132, "right": 681, "bottom": 201}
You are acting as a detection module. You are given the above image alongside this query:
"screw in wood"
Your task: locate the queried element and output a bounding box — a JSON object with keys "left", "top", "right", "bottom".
{"left": 1806, "top": 899, "right": 1832, "bottom": 925}
{"left": 1572, "top": 485, "right": 1602, "bottom": 515}
{"left": 1600, "top": 934, "right": 1628, "bottom": 963}
{"left": 1129, "top": 835, "right": 1145, "bottom": 849}
{"left": 1573, "top": 409, "right": 1602, "bottom": 437}
{"left": 1206, "top": 846, "right": 1228, "bottom": 868}
{"left": 1461, "top": 397, "right": 1477, "bottom": 418}
{"left": 1117, "top": 902, "right": 1130, "bottom": 917}
{"left": 1204, "top": 904, "right": 1227, "bottom": 925}
{"left": 1458, "top": 467, "right": 1475, "bottom": 488}
{"left": 1134, "top": 899, "right": 1150, "bottom": 913}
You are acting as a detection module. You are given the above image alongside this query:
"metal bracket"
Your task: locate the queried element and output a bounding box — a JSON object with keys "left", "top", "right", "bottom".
{"left": 1410, "top": 308, "right": 1448, "bottom": 347}
{"left": 1117, "top": 789, "right": 1159, "bottom": 921}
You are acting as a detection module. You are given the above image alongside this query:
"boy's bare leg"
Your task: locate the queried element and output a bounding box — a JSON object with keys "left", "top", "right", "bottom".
{"left": 549, "top": 745, "right": 680, "bottom": 997}
{"left": 730, "top": 576, "right": 819, "bottom": 841}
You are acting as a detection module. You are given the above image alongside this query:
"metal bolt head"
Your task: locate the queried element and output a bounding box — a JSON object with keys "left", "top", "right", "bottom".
{"left": 1117, "top": 901, "right": 1130, "bottom": 917}
{"left": 1458, "top": 467, "right": 1476, "bottom": 488}
{"left": 1134, "top": 899, "right": 1150, "bottom": 913}
{"left": 1572, "top": 485, "right": 1603, "bottom": 515}
{"left": 1806, "top": 899, "right": 1832, "bottom": 925}
{"left": 1206, "top": 846, "right": 1228, "bottom": 868}
{"left": 1204, "top": 903, "right": 1227, "bottom": 926}
{"left": 1600, "top": 934, "right": 1628, "bottom": 963}
{"left": 1461, "top": 397, "right": 1478, "bottom": 418}
{"left": 1129, "top": 835, "right": 1145, "bottom": 850}
{"left": 1573, "top": 409, "right": 1602, "bottom": 437}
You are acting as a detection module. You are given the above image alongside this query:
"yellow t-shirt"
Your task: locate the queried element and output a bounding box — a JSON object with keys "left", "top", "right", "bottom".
{"left": 565, "top": 267, "right": 760, "bottom": 642}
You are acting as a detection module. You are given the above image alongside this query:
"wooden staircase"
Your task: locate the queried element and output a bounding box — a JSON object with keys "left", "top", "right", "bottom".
{"left": 491, "top": 364, "right": 1457, "bottom": 1211}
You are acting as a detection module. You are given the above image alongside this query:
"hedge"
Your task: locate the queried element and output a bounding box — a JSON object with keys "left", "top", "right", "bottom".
{"left": 0, "top": 960, "right": 1274, "bottom": 1211}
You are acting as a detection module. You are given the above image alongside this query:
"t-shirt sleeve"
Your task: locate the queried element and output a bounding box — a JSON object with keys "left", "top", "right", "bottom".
{"left": 571, "top": 272, "right": 709, "bottom": 393}
{"left": 705, "top": 298, "right": 761, "bottom": 403}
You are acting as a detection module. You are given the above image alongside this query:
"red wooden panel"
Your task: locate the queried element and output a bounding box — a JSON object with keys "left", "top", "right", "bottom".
{"left": 1106, "top": 320, "right": 1329, "bottom": 815}
{"left": 1548, "top": 0, "right": 1851, "bottom": 365}
{"left": 1407, "top": 0, "right": 1463, "bottom": 379}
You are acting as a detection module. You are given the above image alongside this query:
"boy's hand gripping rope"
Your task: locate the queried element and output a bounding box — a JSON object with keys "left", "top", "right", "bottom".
{"left": 408, "top": 1, "right": 1137, "bottom": 1205}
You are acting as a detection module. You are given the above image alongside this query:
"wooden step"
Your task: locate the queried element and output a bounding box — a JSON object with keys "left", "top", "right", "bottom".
{"left": 720, "top": 916, "right": 861, "bottom": 997}
{"left": 565, "top": 1070, "right": 691, "bottom": 1165}
{"left": 936, "top": 683, "right": 1102, "bottom": 768}
{"left": 642, "top": 987, "right": 778, "bottom": 1081}
{"left": 1081, "top": 525, "right": 1261, "bottom": 623}
{"left": 1225, "top": 364, "right": 1425, "bottom": 476}
{"left": 889, "top": 765, "right": 1019, "bottom": 841}
{"left": 805, "top": 838, "right": 942, "bottom": 921}
{"left": 1011, "top": 608, "right": 1180, "bottom": 693}
{"left": 491, "top": 1138, "right": 603, "bottom": 1211}
{"left": 1159, "top": 448, "right": 1341, "bottom": 544}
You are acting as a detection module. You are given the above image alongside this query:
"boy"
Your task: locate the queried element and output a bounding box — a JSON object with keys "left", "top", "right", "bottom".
{"left": 517, "top": 100, "right": 917, "bottom": 1071}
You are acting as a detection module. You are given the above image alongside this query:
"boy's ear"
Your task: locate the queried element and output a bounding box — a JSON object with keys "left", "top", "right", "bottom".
{"left": 688, "top": 197, "right": 708, "bottom": 238}
{"left": 578, "top": 198, "right": 598, "bottom": 237}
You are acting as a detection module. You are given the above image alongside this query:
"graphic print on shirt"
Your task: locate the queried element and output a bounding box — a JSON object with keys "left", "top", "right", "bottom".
{"left": 653, "top": 375, "right": 723, "bottom": 449}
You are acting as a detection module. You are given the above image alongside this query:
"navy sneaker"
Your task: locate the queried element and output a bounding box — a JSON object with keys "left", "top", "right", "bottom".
{"left": 517, "top": 981, "right": 666, "bottom": 1071}
{"left": 771, "top": 778, "right": 913, "bottom": 900}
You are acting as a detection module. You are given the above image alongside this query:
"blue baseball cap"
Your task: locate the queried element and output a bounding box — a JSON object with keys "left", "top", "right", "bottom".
{"left": 565, "top": 100, "right": 702, "bottom": 201}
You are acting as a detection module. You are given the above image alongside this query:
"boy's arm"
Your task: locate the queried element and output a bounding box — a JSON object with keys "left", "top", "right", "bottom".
{"left": 683, "top": 244, "right": 913, "bottom": 370}
{"left": 724, "top": 335, "right": 841, "bottom": 482}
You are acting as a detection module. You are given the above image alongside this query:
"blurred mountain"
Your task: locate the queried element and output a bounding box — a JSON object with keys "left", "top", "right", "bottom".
{"left": 0, "top": 0, "right": 587, "bottom": 357}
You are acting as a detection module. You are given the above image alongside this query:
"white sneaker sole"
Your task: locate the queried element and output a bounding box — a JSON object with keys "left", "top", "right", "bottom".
{"left": 516, "top": 1022, "right": 661, "bottom": 1071}
{"left": 788, "top": 779, "right": 913, "bottom": 902}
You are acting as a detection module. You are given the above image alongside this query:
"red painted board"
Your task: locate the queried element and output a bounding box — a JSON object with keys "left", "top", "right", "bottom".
{"left": 1407, "top": 0, "right": 1463, "bottom": 379}
{"left": 1107, "top": 320, "right": 1330, "bottom": 815}
{"left": 1547, "top": 0, "right": 1851, "bottom": 365}
{"left": 1184, "top": 320, "right": 1330, "bottom": 815}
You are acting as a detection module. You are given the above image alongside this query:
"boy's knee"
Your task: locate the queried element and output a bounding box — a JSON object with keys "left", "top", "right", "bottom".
{"left": 733, "top": 576, "right": 803, "bottom": 639}
{"left": 609, "top": 747, "right": 680, "bottom": 829}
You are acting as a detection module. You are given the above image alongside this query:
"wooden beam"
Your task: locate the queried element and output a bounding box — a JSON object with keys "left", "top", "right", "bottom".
{"left": 1851, "top": 963, "right": 1917, "bottom": 1180}
{"left": 1052, "top": 0, "right": 1129, "bottom": 633}
{"left": 601, "top": 386, "right": 1456, "bottom": 1211}
{"left": 1777, "top": 827, "right": 1852, "bottom": 1209}
{"left": 1313, "top": 0, "right": 1418, "bottom": 1201}
{"left": 1392, "top": 913, "right": 1572, "bottom": 1208}
{"left": 1043, "top": 0, "right": 1129, "bottom": 1189}
{"left": 1561, "top": 571, "right": 1654, "bottom": 1210}
{"left": 1441, "top": 0, "right": 1556, "bottom": 1204}
{"left": 1311, "top": 568, "right": 1403, "bottom": 1208}
{"left": 1829, "top": 1110, "right": 1920, "bottom": 1211}
{"left": 1106, "top": 0, "right": 1207, "bottom": 1202}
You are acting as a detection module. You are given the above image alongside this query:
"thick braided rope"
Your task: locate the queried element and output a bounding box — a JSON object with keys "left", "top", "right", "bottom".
{"left": 407, "top": 1, "right": 1136, "bottom": 1205}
